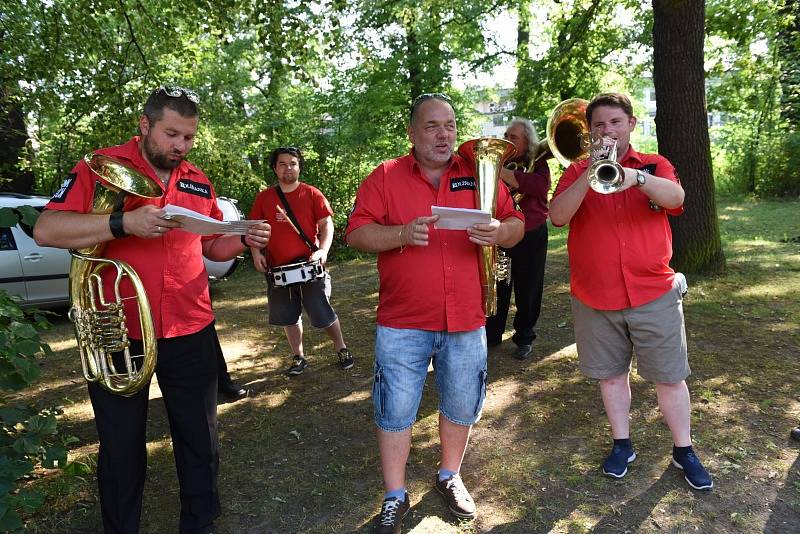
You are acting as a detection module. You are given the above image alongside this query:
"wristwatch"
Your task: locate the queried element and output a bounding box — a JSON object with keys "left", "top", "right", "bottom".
{"left": 635, "top": 170, "right": 647, "bottom": 188}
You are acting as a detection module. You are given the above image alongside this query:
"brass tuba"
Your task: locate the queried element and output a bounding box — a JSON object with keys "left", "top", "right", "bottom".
{"left": 545, "top": 98, "right": 624, "bottom": 194}
{"left": 457, "top": 138, "right": 516, "bottom": 316}
{"left": 69, "top": 153, "right": 163, "bottom": 396}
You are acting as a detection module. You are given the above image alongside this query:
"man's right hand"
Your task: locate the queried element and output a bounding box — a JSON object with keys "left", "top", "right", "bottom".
{"left": 400, "top": 215, "right": 440, "bottom": 247}
{"left": 122, "top": 205, "right": 182, "bottom": 239}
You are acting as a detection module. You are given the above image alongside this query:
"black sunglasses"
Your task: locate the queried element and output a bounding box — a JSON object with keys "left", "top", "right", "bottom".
{"left": 158, "top": 85, "right": 200, "bottom": 104}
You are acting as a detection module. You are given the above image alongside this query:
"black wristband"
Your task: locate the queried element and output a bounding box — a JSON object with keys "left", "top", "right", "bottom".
{"left": 240, "top": 234, "right": 248, "bottom": 246}
{"left": 109, "top": 211, "right": 127, "bottom": 239}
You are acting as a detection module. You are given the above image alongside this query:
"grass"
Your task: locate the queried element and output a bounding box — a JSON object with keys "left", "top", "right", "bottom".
{"left": 12, "top": 198, "right": 800, "bottom": 533}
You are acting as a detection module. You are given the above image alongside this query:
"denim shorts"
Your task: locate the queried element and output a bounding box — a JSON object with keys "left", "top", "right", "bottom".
{"left": 372, "top": 326, "right": 488, "bottom": 432}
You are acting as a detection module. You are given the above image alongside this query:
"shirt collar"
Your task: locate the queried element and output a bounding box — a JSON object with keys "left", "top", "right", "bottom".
{"left": 408, "top": 147, "right": 459, "bottom": 177}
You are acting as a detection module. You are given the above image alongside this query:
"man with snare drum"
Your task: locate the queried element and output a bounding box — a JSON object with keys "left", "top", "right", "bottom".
{"left": 248, "top": 146, "right": 353, "bottom": 375}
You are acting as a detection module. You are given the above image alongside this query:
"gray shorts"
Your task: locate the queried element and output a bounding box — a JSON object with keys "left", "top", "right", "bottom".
{"left": 267, "top": 272, "right": 338, "bottom": 328}
{"left": 572, "top": 273, "right": 690, "bottom": 384}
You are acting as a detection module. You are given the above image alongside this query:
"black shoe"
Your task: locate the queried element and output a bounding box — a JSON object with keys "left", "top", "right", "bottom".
{"left": 434, "top": 474, "right": 476, "bottom": 519}
{"left": 375, "top": 493, "right": 410, "bottom": 534}
{"left": 513, "top": 344, "right": 532, "bottom": 360}
{"left": 218, "top": 380, "right": 248, "bottom": 399}
{"left": 337, "top": 348, "right": 354, "bottom": 370}
{"left": 287, "top": 355, "right": 308, "bottom": 376}
{"left": 672, "top": 447, "right": 713, "bottom": 490}
{"left": 791, "top": 427, "right": 800, "bottom": 441}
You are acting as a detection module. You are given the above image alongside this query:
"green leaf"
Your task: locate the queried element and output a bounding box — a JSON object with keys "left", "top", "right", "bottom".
{"left": 63, "top": 461, "right": 92, "bottom": 476}
{"left": 43, "top": 444, "right": 68, "bottom": 468}
{"left": 0, "top": 209, "right": 19, "bottom": 229}
{"left": 0, "top": 506, "right": 22, "bottom": 532}
{"left": 13, "top": 488, "right": 44, "bottom": 513}
{"left": 13, "top": 339, "right": 41, "bottom": 357}
{"left": 16, "top": 205, "right": 40, "bottom": 228}
{"left": 10, "top": 322, "right": 37, "bottom": 340}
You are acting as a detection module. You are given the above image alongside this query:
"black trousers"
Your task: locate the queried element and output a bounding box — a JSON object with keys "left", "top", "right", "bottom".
{"left": 88, "top": 321, "right": 221, "bottom": 534}
{"left": 486, "top": 222, "right": 548, "bottom": 346}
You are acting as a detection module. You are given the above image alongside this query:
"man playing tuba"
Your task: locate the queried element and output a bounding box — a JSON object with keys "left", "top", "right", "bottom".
{"left": 485, "top": 117, "right": 551, "bottom": 360}
{"left": 34, "top": 87, "right": 270, "bottom": 533}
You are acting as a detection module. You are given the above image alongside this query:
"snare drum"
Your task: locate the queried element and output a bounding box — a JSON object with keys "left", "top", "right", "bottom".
{"left": 269, "top": 259, "right": 325, "bottom": 287}
{"left": 203, "top": 197, "right": 244, "bottom": 281}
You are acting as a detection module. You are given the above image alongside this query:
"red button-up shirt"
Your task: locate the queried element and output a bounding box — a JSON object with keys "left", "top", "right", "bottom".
{"left": 45, "top": 137, "right": 223, "bottom": 339}
{"left": 346, "top": 151, "right": 524, "bottom": 332}
{"left": 552, "top": 146, "right": 683, "bottom": 311}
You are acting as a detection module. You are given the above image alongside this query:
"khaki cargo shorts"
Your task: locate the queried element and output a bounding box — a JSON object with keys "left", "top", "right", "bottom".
{"left": 572, "top": 273, "right": 690, "bottom": 384}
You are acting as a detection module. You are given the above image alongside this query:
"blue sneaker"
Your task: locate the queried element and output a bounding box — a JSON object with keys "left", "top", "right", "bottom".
{"left": 602, "top": 443, "right": 636, "bottom": 478}
{"left": 672, "top": 448, "right": 713, "bottom": 490}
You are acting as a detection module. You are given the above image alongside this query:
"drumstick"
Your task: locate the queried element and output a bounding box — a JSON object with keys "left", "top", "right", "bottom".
{"left": 276, "top": 204, "right": 302, "bottom": 236}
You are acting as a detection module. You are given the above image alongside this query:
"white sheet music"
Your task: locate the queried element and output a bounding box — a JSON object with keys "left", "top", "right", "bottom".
{"left": 431, "top": 205, "right": 491, "bottom": 230}
{"left": 161, "top": 204, "right": 264, "bottom": 235}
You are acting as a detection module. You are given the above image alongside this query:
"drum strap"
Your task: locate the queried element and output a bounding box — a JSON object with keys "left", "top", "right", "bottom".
{"left": 275, "top": 186, "right": 319, "bottom": 252}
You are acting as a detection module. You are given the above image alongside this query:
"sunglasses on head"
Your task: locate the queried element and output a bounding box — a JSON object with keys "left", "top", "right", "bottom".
{"left": 158, "top": 85, "right": 200, "bottom": 104}
{"left": 413, "top": 92, "right": 452, "bottom": 104}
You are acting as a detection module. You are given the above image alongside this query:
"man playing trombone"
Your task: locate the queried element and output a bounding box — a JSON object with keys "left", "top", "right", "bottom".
{"left": 549, "top": 92, "right": 713, "bottom": 491}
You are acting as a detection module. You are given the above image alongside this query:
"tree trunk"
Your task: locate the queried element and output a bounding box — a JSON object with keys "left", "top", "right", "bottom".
{"left": 777, "top": 0, "right": 800, "bottom": 129}
{"left": 0, "top": 87, "right": 34, "bottom": 194}
{"left": 652, "top": 0, "right": 724, "bottom": 273}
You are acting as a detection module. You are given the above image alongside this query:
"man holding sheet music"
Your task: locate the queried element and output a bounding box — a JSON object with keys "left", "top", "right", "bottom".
{"left": 34, "top": 86, "right": 270, "bottom": 533}
{"left": 346, "top": 93, "right": 523, "bottom": 533}
{"left": 248, "top": 146, "right": 354, "bottom": 376}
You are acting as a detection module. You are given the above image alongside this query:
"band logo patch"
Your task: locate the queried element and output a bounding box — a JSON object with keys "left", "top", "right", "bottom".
{"left": 177, "top": 178, "right": 211, "bottom": 198}
{"left": 49, "top": 173, "right": 76, "bottom": 203}
{"left": 450, "top": 176, "right": 476, "bottom": 192}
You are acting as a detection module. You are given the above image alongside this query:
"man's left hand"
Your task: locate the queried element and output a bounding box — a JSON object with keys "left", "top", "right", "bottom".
{"left": 467, "top": 219, "right": 501, "bottom": 246}
{"left": 242, "top": 222, "right": 271, "bottom": 248}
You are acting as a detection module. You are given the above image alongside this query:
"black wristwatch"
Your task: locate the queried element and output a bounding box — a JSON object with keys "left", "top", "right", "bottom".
{"left": 635, "top": 170, "right": 647, "bottom": 188}
{"left": 109, "top": 211, "right": 128, "bottom": 238}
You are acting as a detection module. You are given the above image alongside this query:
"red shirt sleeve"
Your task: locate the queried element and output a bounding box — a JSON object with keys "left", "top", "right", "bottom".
{"left": 653, "top": 158, "right": 684, "bottom": 216}
{"left": 312, "top": 186, "right": 334, "bottom": 221}
{"left": 44, "top": 160, "right": 97, "bottom": 213}
{"left": 345, "top": 164, "right": 387, "bottom": 236}
{"left": 495, "top": 182, "right": 524, "bottom": 222}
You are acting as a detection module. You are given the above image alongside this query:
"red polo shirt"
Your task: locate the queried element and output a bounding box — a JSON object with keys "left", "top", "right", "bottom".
{"left": 248, "top": 182, "right": 333, "bottom": 266}
{"left": 552, "top": 145, "right": 683, "bottom": 311}
{"left": 346, "top": 151, "right": 523, "bottom": 332}
{"left": 45, "top": 137, "right": 223, "bottom": 339}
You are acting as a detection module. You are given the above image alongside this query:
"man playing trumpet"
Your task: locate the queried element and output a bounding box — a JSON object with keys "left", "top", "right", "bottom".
{"left": 346, "top": 93, "right": 523, "bottom": 533}
{"left": 550, "top": 92, "right": 712, "bottom": 491}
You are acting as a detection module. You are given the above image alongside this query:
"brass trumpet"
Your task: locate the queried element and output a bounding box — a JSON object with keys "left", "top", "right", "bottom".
{"left": 69, "top": 154, "right": 162, "bottom": 396}
{"left": 457, "top": 137, "right": 516, "bottom": 316}
{"left": 545, "top": 98, "right": 624, "bottom": 194}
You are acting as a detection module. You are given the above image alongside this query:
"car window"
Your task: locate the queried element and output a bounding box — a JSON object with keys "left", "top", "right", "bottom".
{"left": 0, "top": 228, "right": 17, "bottom": 251}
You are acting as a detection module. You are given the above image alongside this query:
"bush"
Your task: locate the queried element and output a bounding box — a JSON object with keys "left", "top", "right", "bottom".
{"left": 0, "top": 208, "right": 73, "bottom": 532}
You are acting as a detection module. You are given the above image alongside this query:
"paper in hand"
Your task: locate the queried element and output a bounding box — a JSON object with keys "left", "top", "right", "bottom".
{"left": 431, "top": 205, "right": 491, "bottom": 230}
{"left": 161, "top": 204, "right": 264, "bottom": 235}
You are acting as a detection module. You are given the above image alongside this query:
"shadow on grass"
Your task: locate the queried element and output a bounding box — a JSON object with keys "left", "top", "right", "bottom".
{"left": 18, "top": 202, "right": 800, "bottom": 533}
